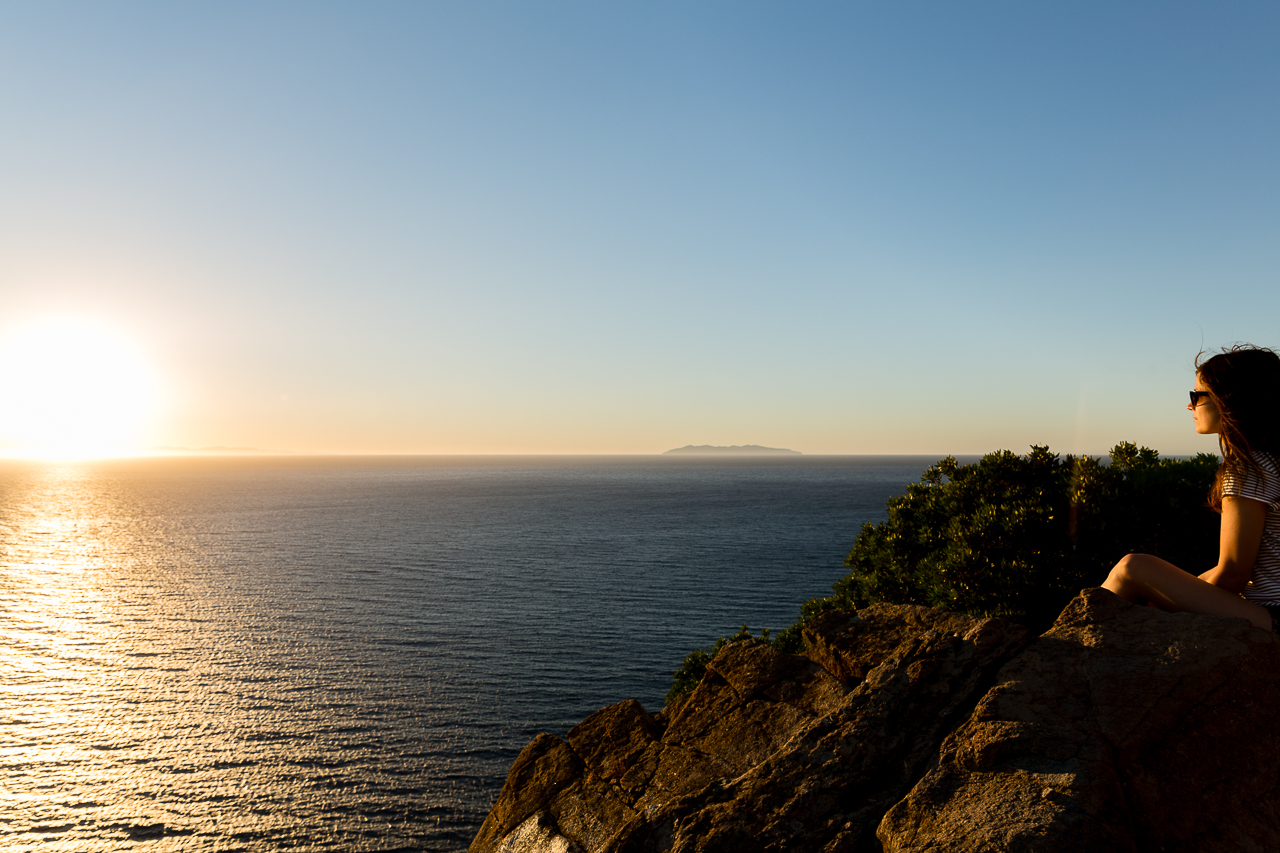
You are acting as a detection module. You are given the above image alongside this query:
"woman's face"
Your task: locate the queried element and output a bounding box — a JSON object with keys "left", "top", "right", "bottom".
{"left": 1190, "top": 374, "right": 1222, "bottom": 435}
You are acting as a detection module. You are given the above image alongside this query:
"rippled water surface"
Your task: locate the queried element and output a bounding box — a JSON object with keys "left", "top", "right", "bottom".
{"left": 0, "top": 455, "right": 943, "bottom": 851}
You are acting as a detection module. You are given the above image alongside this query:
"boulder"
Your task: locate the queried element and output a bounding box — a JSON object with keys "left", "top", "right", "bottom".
{"left": 877, "top": 588, "right": 1280, "bottom": 853}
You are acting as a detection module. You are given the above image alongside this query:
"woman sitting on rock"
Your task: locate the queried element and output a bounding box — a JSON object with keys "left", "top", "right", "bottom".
{"left": 1103, "top": 345, "right": 1280, "bottom": 631}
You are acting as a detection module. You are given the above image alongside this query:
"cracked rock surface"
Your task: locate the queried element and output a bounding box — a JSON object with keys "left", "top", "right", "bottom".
{"left": 471, "top": 591, "right": 1280, "bottom": 853}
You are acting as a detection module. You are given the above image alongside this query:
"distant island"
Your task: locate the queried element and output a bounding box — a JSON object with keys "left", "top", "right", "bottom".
{"left": 663, "top": 445, "right": 801, "bottom": 456}
{"left": 151, "top": 445, "right": 283, "bottom": 454}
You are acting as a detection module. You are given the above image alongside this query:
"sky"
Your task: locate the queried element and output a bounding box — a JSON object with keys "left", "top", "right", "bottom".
{"left": 0, "top": 2, "right": 1277, "bottom": 456}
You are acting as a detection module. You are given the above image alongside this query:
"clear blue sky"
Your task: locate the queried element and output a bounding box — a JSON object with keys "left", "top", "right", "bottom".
{"left": 1, "top": 2, "right": 1276, "bottom": 455}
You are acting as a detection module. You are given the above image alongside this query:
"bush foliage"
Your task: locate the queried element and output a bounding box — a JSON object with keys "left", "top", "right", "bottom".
{"left": 667, "top": 444, "right": 1220, "bottom": 702}
{"left": 818, "top": 443, "right": 1219, "bottom": 631}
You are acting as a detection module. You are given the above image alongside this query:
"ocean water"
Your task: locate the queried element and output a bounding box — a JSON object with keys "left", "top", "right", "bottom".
{"left": 0, "top": 455, "right": 946, "bottom": 851}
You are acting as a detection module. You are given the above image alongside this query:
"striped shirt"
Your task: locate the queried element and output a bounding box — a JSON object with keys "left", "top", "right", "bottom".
{"left": 1223, "top": 450, "right": 1280, "bottom": 606}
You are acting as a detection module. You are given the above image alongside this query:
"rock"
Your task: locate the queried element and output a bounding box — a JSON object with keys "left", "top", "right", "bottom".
{"left": 568, "top": 700, "right": 662, "bottom": 782}
{"left": 802, "top": 604, "right": 1008, "bottom": 685}
{"left": 470, "top": 734, "right": 584, "bottom": 853}
{"left": 877, "top": 587, "right": 1280, "bottom": 853}
{"left": 470, "top": 603, "right": 1029, "bottom": 853}
{"left": 475, "top": 590, "right": 1280, "bottom": 852}
{"left": 611, "top": 611, "right": 1029, "bottom": 852}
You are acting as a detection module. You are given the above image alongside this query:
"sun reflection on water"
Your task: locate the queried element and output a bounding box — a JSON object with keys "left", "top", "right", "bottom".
{"left": 0, "top": 460, "right": 473, "bottom": 851}
{"left": 2, "top": 465, "right": 176, "bottom": 848}
{"left": 0, "top": 464, "right": 267, "bottom": 850}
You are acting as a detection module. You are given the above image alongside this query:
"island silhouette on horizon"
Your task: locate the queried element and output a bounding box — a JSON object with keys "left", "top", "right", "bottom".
{"left": 663, "top": 444, "right": 801, "bottom": 456}
{"left": 150, "top": 445, "right": 284, "bottom": 454}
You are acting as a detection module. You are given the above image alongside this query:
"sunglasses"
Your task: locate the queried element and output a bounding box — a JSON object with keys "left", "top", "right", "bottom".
{"left": 1189, "top": 391, "right": 1212, "bottom": 407}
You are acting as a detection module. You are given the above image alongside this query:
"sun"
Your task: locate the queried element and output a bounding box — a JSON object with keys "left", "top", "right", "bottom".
{"left": 0, "top": 317, "right": 157, "bottom": 460}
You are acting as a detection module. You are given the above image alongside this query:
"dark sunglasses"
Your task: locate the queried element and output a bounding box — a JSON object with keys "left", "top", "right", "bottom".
{"left": 1189, "top": 391, "right": 1212, "bottom": 407}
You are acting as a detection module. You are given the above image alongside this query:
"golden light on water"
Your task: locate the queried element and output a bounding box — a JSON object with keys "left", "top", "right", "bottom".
{"left": 0, "top": 462, "right": 277, "bottom": 846}
{"left": 1, "top": 459, "right": 458, "bottom": 848}
{"left": 0, "top": 465, "right": 135, "bottom": 844}
{"left": 0, "top": 318, "right": 157, "bottom": 460}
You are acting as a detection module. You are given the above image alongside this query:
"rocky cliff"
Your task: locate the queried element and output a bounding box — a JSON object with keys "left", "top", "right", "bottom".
{"left": 471, "top": 589, "right": 1280, "bottom": 853}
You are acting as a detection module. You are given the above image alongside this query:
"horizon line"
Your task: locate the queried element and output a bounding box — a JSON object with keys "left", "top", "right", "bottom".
{"left": 0, "top": 448, "right": 1212, "bottom": 462}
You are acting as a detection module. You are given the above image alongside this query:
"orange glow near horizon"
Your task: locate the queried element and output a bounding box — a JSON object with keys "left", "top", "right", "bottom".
{"left": 0, "top": 317, "right": 158, "bottom": 460}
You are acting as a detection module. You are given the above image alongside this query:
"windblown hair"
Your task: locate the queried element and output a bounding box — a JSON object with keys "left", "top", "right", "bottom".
{"left": 1197, "top": 345, "right": 1280, "bottom": 511}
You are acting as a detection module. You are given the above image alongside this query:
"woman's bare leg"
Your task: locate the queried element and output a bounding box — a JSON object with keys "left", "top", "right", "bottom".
{"left": 1103, "top": 553, "right": 1272, "bottom": 630}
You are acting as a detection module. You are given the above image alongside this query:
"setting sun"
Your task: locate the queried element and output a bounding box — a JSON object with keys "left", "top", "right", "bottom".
{"left": 0, "top": 317, "right": 157, "bottom": 460}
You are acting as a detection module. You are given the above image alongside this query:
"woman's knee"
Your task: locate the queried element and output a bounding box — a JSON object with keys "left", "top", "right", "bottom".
{"left": 1114, "top": 553, "right": 1147, "bottom": 571}
{"left": 1104, "top": 553, "right": 1150, "bottom": 594}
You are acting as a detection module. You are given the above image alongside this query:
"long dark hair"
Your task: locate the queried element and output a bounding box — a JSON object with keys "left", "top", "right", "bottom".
{"left": 1197, "top": 345, "right": 1280, "bottom": 511}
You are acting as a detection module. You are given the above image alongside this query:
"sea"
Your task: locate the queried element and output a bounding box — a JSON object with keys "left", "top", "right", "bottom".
{"left": 0, "top": 454, "right": 950, "bottom": 852}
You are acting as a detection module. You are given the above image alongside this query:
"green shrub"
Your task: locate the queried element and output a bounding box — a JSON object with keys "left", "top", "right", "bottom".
{"left": 824, "top": 443, "right": 1219, "bottom": 632}
{"left": 665, "top": 444, "right": 1220, "bottom": 703}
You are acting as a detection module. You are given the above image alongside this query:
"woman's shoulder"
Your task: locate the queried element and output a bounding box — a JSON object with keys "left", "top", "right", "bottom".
{"left": 1228, "top": 451, "right": 1280, "bottom": 503}
{"left": 1218, "top": 448, "right": 1280, "bottom": 502}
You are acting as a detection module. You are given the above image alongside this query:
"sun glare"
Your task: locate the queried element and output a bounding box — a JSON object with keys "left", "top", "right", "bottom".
{"left": 0, "top": 317, "right": 157, "bottom": 460}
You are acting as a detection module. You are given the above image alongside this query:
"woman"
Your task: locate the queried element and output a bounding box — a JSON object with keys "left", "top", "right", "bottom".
{"left": 1103, "top": 345, "right": 1280, "bottom": 631}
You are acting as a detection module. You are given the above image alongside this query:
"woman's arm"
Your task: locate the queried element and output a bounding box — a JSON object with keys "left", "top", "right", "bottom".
{"left": 1198, "top": 495, "right": 1269, "bottom": 593}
